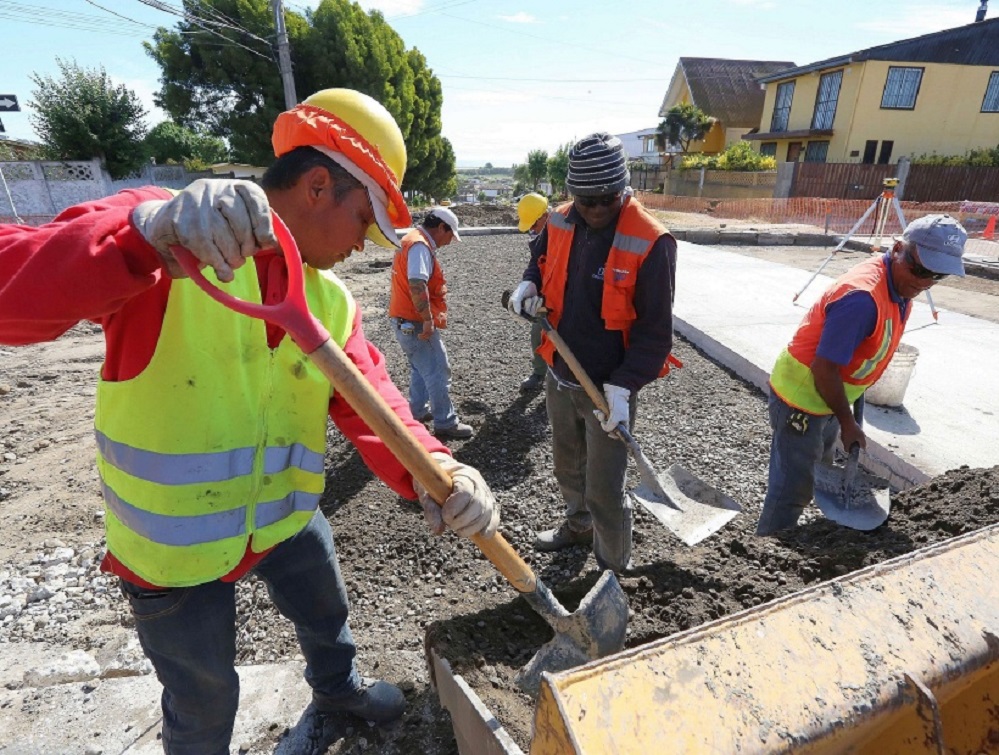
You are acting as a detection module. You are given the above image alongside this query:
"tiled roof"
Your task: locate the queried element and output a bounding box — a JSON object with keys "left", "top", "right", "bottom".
{"left": 759, "top": 16, "right": 999, "bottom": 82}
{"left": 675, "top": 58, "right": 797, "bottom": 127}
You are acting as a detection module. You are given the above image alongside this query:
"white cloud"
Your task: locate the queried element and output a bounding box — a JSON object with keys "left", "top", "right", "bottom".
{"left": 855, "top": 6, "right": 972, "bottom": 36}
{"left": 497, "top": 12, "right": 536, "bottom": 23}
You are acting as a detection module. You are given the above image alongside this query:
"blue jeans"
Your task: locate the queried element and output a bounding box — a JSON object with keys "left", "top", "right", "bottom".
{"left": 545, "top": 373, "right": 636, "bottom": 572}
{"left": 757, "top": 392, "right": 864, "bottom": 535}
{"left": 120, "top": 510, "right": 358, "bottom": 755}
{"left": 392, "top": 319, "right": 459, "bottom": 430}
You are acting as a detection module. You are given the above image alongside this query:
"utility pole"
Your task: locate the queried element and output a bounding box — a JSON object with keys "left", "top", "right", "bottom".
{"left": 976, "top": 0, "right": 988, "bottom": 22}
{"left": 272, "top": 0, "right": 298, "bottom": 109}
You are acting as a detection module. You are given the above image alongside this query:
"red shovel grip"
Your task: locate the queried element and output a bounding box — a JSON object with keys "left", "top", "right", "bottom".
{"left": 170, "top": 214, "right": 331, "bottom": 353}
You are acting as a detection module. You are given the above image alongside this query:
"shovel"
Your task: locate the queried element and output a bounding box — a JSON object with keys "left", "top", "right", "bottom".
{"left": 172, "top": 218, "right": 628, "bottom": 695}
{"left": 813, "top": 444, "right": 891, "bottom": 531}
{"left": 502, "top": 291, "right": 741, "bottom": 546}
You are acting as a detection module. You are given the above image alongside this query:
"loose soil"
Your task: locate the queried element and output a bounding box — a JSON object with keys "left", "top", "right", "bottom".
{"left": 2, "top": 206, "right": 998, "bottom": 754}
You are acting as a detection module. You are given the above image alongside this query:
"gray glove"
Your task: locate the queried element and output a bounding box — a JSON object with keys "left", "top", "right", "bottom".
{"left": 414, "top": 452, "right": 500, "bottom": 539}
{"left": 507, "top": 280, "right": 542, "bottom": 317}
{"left": 132, "top": 179, "right": 276, "bottom": 282}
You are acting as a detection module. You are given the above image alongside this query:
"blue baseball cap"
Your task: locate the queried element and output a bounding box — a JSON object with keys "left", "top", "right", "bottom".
{"left": 902, "top": 214, "right": 967, "bottom": 277}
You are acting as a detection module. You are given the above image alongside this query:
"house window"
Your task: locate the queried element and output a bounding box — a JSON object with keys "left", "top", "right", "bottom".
{"left": 863, "top": 140, "right": 877, "bottom": 164}
{"left": 759, "top": 142, "right": 777, "bottom": 157}
{"left": 983, "top": 71, "right": 999, "bottom": 112}
{"left": 771, "top": 81, "right": 794, "bottom": 132}
{"left": 811, "top": 71, "right": 842, "bottom": 130}
{"left": 804, "top": 141, "right": 829, "bottom": 163}
{"left": 881, "top": 67, "right": 923, "bottom": 109}
{"left": 878, "top": 140, "right": 894, "bottom": 164}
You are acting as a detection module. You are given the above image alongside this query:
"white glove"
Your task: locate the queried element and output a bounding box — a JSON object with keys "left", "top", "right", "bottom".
{"left": 413, "top": 452, "right": 499, "bottom": 539}
{"left": 132, "top": 179, "right": 277, "bottom": 283}
{"left": 594, "top": 384, "right": 631, "bottom": 435}
{"left": 507, "top": 280, "right": 542, "bottom": 318}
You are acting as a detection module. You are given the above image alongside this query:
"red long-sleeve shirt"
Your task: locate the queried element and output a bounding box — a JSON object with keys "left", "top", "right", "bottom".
{"left": 0, "top": 187, "right": 447, "bottom": 588}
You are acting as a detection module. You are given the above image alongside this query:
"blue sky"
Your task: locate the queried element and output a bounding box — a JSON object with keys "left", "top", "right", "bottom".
{"left": 0, "top": 0, "right": 983, "bottom": 166}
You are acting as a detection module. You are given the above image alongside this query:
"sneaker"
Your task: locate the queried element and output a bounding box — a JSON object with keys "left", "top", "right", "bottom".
{"left": 418, "top": 412, "right": 433, "bottom": 423}
{"left": 534, "top": 521, "right": 593, "bottom": 552}
{"left": 433, "top": 422, "right": 474, "bottom": 439}
{"left": 313, "top": 677, "right": 405, "bottom": 724}
{"left": 520, "top": 373, "right": 545, "bottom": 393}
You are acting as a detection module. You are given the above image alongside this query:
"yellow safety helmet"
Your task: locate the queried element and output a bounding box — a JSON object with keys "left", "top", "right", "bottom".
{"left": 517, "top": 192, "right": 549, "bottom": 233}
{"left": 272, "top": 88, "right": 411, "bottom": 248}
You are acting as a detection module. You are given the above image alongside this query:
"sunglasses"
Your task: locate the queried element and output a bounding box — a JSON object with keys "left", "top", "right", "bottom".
{"left": 576, "top": 192, "right": 621, "bottom": 208}
{"left": 904, "top": 249, "right": 948, "bottom": 281}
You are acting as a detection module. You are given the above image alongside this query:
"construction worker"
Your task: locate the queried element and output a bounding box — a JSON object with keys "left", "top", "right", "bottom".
{"left": 758, "top": 214, "right": 967, "bottom": 535}
{"left": 0, "top": 89, "right": 499, "bottom": 754}
{"left": 506, "top": 133, "right": 677, "bottom": 573}
{"left": 389, "top": 206, "right": 474, "bottom": 439}
{"left": 516, "top": 192, "right": 551, "bottom": 393}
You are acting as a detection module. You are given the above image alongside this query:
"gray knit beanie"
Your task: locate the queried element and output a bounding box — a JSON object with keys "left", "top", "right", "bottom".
{"left": 565, "top": 132, "right": 630, "bottom": 196}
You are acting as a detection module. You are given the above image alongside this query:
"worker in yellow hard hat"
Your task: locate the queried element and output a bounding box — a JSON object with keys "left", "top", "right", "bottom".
{"left": 515, "top": 192, "right": 551, "bottom": 392}
{"left": 0, "top": 88, "right": 499, "bottom": 752}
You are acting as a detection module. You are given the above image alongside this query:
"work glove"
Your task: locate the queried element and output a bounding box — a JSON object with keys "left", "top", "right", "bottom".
{"left": 414, "top": 452, "right": 500, "bottom": 539}
{"left": 132, "top": 179, "right": 277, "bottom": 283}
{"left": 507, "top": 280, "right": 542, "bottom": 318}
{"left": 593, "top": 384, "right": 631, "bottom": 436}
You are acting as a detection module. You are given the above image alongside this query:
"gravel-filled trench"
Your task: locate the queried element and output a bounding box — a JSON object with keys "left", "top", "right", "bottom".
{"left": 2, "top": 228, "right": 997, "bottom": 754}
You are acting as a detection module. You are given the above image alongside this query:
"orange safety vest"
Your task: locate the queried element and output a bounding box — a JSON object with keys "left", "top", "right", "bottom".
{"left": 770, "top": 255, "right": 909, "bottom": 415}
{"left": 388, "top": 228, "right": 448, "bottom": 327}
{"left": 537, "top": 197, "right": 681, "bottom": 376}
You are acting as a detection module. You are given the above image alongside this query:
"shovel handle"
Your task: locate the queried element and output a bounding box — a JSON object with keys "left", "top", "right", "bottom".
{"left": 845, "top": 443, "right": 861, "bottom": 487}
{"left": 172, "top": 229, "right": 539, "bottom": 595}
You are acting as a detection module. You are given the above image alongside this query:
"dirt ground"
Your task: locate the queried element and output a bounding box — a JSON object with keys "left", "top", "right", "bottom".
{"left": 2, "top": 206, "right": 998, "bottom": 754}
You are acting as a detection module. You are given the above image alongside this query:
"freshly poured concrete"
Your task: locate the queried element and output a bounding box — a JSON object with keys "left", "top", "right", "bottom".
{"left": 673, "top": 241, "right": 999, "bottom": 487}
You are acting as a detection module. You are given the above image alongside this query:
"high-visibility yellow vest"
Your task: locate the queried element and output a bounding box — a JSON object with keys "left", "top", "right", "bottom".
{"left": 770, "top": 256, "right": 908, "bottom": 415}
{"left": 95, "top": 262, "right": 355, "bottom": 587}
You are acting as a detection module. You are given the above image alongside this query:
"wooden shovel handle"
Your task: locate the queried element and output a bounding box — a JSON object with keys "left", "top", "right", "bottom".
{"left": 309, "top": 339, "right": 537, "bottom": 594}
{"left": 536, "top": 318, "right": 612, "bottom": 416}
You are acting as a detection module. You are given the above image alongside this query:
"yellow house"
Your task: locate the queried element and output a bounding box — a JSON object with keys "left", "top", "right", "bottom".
{"left": 659, "top": 58, "right": 796, "bottom": 154}
{"left": 745, "top": 17, "right": 999, "bottom": 163}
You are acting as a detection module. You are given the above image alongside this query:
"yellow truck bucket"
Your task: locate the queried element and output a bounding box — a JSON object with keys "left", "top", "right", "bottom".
{"left": 532, "top": 522, "right": 999, "bottom": 754}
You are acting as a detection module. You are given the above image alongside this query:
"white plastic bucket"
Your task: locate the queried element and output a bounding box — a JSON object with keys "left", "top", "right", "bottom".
{"left": 865, "top": 343, "right": 919, "bottom": 407}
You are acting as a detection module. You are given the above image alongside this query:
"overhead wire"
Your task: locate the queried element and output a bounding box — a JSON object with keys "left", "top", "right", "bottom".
{"left": 132, "top": 0, "right": 274, "bottom": 59}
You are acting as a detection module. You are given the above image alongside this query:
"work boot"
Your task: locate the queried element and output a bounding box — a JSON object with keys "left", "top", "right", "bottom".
{"left": 520, "top": 373, "right": 545, "bottom": 393}
{"left": 313, "top": 677, "right": 406, "bottom": 724}
{"left": 433, "top": 422, "right": 474, "bottom": 440}
{"left": 418, "top": 412, "right": 433, "bottom": 423}
{"left": 534, "top": 521, "right": 593, "bottom": 552}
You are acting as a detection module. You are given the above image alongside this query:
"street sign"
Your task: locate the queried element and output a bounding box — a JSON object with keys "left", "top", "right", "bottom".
{"left": 0, "top": 95, "right": 20, "bottom": 112}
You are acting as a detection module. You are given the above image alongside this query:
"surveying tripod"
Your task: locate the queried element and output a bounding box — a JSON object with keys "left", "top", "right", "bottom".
{"left": 793, "top": 177, "right": 938, "bottom": 320}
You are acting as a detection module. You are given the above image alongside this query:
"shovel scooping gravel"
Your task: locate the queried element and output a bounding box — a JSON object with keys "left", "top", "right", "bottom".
{"left": 814, "top": 444, "right": 891, "bottom": 530}
{"left": 171, "top": 220, "right": 629, "bottom": 695}
{"left": 502, "top": 291, "right": 742, "bottom": 546}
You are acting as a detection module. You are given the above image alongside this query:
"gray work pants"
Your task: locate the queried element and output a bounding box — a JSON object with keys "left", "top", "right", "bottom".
{"left": 545, "top": 373, "right": 637, "bottom": 572}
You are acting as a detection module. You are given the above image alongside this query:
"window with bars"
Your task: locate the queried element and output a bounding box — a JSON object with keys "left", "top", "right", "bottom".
{"left": 881, "top": 67, "right": 923, "bottom": 109}
{"left": 760, "top": 142, "right": 777, "bottom": 157}
{"left": 811, "top": 70, "right": 842, "bottom": 130}
{"left": 983, "top": 71, "right": 999, "bottom": 113}
{"left": 804, "top": 141, "right": 829, "bottom": 163}
{"left": 771, "top": 81, "right": 794, "bottom": 132}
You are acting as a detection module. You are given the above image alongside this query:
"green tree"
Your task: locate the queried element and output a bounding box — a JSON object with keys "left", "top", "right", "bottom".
{"left": 146, "top": 0, "right": 453, "bottom": 196}
{"left": 145, "top": 121, "right": 228, "bottom": 167}
{"left": 526, "top": 149, "right": 549, "bottom": 191}
{"left": 657, "top": 103, "right": 715, "bottom": 155}
{"left": 28, "top": 58, "right": 148, "bottom": 178}
{"left": 547, "top": 142, "right": 571, "bottom": 197}
{"left": 511, "top": 162, "right": 530, "bottom": 195}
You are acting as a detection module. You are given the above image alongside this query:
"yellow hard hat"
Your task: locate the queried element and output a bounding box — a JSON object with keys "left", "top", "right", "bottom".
{"left": 517, "top": 192, "right": 549, "bottom": 233}
{"left": 272, "top": 88, "right": 411, "bottom": 248}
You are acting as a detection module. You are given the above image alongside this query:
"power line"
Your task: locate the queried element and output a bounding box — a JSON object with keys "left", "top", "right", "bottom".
{"left": 133, "top": 0, "right": 274, "bottom": 59}
{"left": 0, "top": 0, "right": 152, "bottom": 36}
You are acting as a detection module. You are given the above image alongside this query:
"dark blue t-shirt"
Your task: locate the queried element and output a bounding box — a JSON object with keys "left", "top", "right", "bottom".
{"left": 816, "top": 253, "right": 909, "bottom": 365}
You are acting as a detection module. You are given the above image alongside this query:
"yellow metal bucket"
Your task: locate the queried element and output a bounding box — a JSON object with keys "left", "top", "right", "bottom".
{"left": 531, "top": 523, "right": 999, "bottom": 754}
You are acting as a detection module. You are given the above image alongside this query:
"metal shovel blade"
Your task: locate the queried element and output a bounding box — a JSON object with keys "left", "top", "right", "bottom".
{"left": 513, "top": 570, "right": 628, "bottom": 694}
{"left": 622, "top": 430, "right": 742, "bottom": 546}
{"left": 813, "top": 447, "right": 891, "bottom": 531}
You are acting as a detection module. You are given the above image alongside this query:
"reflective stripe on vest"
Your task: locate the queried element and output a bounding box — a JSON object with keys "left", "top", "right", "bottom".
{"left": 537, "top": 197, "right": 675, "bottom": 375}
{"left": 387, "top": 228, "right": 447, "bottom": 326}
{"left": 769, "top": 256, "right": 908, "bottom": 415}
{"left": 95, "top": 262, "right": 355, "bottom": 587}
